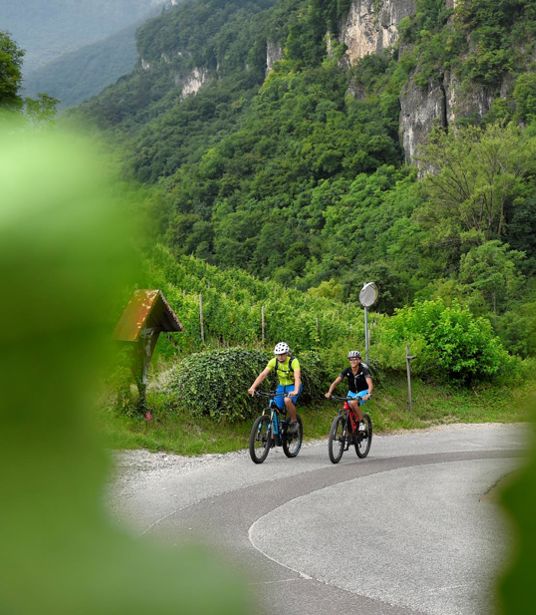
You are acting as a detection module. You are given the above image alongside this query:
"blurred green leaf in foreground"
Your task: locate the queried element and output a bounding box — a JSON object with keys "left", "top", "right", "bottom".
{"left": 498, "top": 392, "right": 536, "bottom": 614}
{"left": 0, "top": 119, "right": 250, "bottom": 614}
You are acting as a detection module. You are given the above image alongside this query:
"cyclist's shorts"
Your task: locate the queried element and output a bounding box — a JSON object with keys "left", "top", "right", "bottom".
{"left": 347, "top": 390, "right": 369, "bottom": 405}
{"left": 275, "top": 383, "right": 303, "bottom": 410}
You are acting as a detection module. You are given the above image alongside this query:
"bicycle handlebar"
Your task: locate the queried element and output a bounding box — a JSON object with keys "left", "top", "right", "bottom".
{"left": 252, "top": 391, "right": 368, "bottom": 402}
{"left": 254, "top": 390, "right": 286, "bottom": 398}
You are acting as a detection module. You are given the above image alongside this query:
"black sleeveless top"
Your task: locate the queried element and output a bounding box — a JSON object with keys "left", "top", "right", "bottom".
{"left": 339, "top": 364, "right": 371, "bottom": 393}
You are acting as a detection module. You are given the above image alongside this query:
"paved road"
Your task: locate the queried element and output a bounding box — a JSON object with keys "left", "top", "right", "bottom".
{"left": 109, "top": 424, "right": 527, "bottom": 615}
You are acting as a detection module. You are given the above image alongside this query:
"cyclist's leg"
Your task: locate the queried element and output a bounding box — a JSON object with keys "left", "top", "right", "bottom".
{"left": 355, "top": 390, "right": 369, "bottom": 422}
{"left": 347, "top": 391, "right": 362, "bottom": 422}
{"left": 284, "top": 384, "right": 302, "bottom": 429}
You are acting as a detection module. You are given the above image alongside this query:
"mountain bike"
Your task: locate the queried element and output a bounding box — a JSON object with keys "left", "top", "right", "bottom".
{"left": 249, "top": 391, "right": 303, "bottom": 464}
{"left": 327, "top": 395, "right": 372, "bottom": 464}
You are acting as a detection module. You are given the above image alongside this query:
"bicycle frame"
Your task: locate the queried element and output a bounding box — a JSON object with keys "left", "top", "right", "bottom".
{"left": 249, "top": 390, "right": 303, "bottom": 463}
{"left": 334, "top": 397, "right": 361, "bottom": 437}
{"left": 328, "top": 394, "right": 372, "bottom": 463}
{"left": 342, "top": 401, "right": 359, "bottom": 435}
{"left": 259, "top": 393, "right": 287, "bottom": 445}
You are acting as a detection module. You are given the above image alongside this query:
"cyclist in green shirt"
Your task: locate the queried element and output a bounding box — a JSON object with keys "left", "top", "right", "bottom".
{"left": 248, "top": 342, "right": 303, "bottom": 433}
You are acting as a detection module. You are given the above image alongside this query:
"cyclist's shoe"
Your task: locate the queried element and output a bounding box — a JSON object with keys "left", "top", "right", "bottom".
{"left": 288, "top": 421, "right": 299, "bottom": 435}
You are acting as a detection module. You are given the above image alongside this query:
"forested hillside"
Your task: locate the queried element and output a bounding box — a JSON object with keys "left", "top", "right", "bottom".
{"left": 23, "top": 23, "right": 141, "bottom": 109}
{"left": 2, "top": 15, "right": 536, "bottom": 614}
{"left": 76, "top": 0, "right": 536, "bottom": 359}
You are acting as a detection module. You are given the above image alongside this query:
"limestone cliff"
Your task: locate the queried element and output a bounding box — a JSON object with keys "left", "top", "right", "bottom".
{"left": 180, "top": 67, "right": 208, "bottom": 97}
{"left": 399, "top": 69, "right": 512, "bottom": 163}
{"left": 339, "top": 0, "right": 516, "bottom": 163}
{"left": 341, "top": 0, "right": 416, "bottom": 64}
{"left": 266, "top": 41, "right": 283, "bottom": 73}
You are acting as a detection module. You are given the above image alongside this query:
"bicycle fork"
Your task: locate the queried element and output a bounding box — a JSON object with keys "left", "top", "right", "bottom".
{"left": 272, "top": 411, "right": 282, "bottom": 446}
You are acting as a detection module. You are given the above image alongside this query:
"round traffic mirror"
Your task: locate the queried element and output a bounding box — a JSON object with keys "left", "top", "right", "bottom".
{"left": 359, "top": 282, "right": 378, "bottom": 308}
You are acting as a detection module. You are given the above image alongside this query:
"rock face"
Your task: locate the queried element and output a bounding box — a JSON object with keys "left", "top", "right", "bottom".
{"left": 444, "top": 71, "right": 495, "bottom": 126}
{"left": 339, "top": 0, "right": 508, "bottom": 163}
{"left": 399, "top": 70, "right": 499, "bottom": 163}
{"left": 399, "top": 78, "right": 446, "bottom": 164}
{"left": 341, "top": 0, "right": 416, "bottom": 64}
{"left": 180, "top": 67, "right": 208, "bottom": 97}
{"left": 266, "top": 40, "right": 283, "bottom": 73}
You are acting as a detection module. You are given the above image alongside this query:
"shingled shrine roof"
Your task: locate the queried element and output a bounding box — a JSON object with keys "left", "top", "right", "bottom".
{"left": 113, "top": 289, "right": 183, "bottom": 342}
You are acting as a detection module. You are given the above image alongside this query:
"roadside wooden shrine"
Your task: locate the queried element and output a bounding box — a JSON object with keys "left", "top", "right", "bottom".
{"left": 114, "top": 289, "right": 183, "bottom": 417}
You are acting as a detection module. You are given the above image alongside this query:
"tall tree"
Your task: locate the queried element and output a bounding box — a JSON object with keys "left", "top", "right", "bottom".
{"left": 417, "top": 123, "right": 536, "bottom": 268}
{"left": 0, "top": 31, "right": 24, "bottom": 109}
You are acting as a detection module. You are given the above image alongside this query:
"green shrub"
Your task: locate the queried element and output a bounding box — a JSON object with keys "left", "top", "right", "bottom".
{"left": 164, "top": 348, "right": 266, "bottom": 421}
{"left": 297, "top": 349, "right": 325, "bottom": 401}
{"left": 378, "top": 299, "right": 509, "bottom": 383}
{"left": 494, "top": 303, "right": 536, "bottom": 358}
{"left": 163, "top": 347, "right": 326, "bottom": 422}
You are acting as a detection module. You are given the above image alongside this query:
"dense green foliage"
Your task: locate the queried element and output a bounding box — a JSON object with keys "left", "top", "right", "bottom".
{"left": 379, "top": 299, "right": 510, "bottom": 382}
{"left": 0, "top": 30, "right": 59, "bottom": 120}
{"left": 418, "top": 124, "right": 536, "bottom": 254}
{"left": 74, "top": 0, "right": 535, "bottom": 374}
{"left": 81, "top": 0, "right": 275, "bottom": 129}
{"left": 162, "top": 346, "right": 325, "bottom": 421}
{"left": 164, "top": 348, "right": 268, "bottom": 420}
{"left": 0, "top": 30, "right": 24, "bottom": 109}
{"left": 142, "top": 244, "right": 366, "bottom": 356}
{"left": 399, "top": 0, "right": 536, "bottom": 90}
{"left": 139, "top": 245, "right": 521, "bottom": 391}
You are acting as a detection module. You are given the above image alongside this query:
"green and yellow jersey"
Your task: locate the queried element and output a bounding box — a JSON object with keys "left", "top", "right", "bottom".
{"left": 266, "top": 356, "right": 300, "bottom": 386}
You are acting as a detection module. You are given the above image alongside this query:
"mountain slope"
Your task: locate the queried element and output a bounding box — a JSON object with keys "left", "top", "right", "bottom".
{"left": 2, "top": 0, "right": 166, "bottom": 74}
{"left": 76, "top": 0, "right": 536, "bottom": 353}
{"left": 23, "top": 22, "right": 141, "bottom": 108}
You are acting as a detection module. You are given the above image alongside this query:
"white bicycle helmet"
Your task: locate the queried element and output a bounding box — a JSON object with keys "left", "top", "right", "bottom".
{"left": 347, "top": 350, "right": 361, "bottom": 359}
{"left": 274, "top": 341, "right": 290, "bottom": 355}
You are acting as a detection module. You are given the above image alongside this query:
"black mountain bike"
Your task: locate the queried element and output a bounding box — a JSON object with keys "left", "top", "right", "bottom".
{"left": 328, "top": 395, "right": 372, "bottom": 464}
{"left": 249, "top": 391, "right": 303, "bottom": 464}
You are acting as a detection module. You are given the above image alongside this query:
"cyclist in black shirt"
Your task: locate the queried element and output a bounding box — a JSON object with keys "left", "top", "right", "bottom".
{"left": 325, "top": 350, "right": 373, "bottom": 423}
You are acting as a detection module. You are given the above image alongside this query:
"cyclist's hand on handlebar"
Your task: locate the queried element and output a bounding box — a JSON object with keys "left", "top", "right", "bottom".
{"left": 248, "top": 386, "right": 256, "bottom": 397}
{"left": 324, "top": 392, "right": 332, "bottom": 399}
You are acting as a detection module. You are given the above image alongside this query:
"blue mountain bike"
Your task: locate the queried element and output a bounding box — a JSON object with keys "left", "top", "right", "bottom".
{"left": 249, "top": 391, "right": 303, "bottom": 464}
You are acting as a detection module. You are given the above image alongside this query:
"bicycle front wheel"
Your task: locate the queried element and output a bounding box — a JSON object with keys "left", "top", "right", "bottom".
{"left": 328, "top": 415, "right": 346, "bottom": 464}
{"left": 355, "top": 413, "right": 372, "bottom": 458}
{"left": 283, "top": 414, "right": 303, "bottom": 458}
{"left": 249, "top": 415, "right": 272, "bottom": 464}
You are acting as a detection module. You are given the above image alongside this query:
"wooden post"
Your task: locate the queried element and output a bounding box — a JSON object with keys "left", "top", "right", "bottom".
{"left": 261, "top": 305, "right": 265, "bottom": 343}
{"left": 405, "top": 343, "right": 416, "bottom": 411}
{"left": 199, "top": 293, "right": 205, "bottom": 343}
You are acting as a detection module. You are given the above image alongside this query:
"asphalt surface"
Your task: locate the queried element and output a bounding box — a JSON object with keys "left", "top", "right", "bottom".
{"left": 108, "top": 423, "right": 528, "bottom": 615}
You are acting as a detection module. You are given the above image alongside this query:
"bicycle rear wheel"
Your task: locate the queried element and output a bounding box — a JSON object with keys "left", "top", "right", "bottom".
{"left": 283, "top": 414, "right": 303, "bottom": 458}
{"left": 249, "top": 415, "right": 272, "bottom": 464}
{"left": 355, "top": 413, "right": 372, "bottom": 458}
{"left": 328, "top": 415, "right": 346, "bottom": 464}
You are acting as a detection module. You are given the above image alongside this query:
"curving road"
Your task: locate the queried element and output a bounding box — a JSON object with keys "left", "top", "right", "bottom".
{"left": 109, "top": 424, "right": 527, "bottom": 615}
